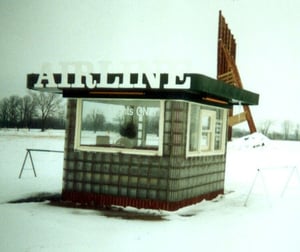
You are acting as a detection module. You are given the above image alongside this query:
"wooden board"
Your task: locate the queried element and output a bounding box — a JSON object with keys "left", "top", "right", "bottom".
{"left": 228, "top": 112, "right": 247, "bottom": 126}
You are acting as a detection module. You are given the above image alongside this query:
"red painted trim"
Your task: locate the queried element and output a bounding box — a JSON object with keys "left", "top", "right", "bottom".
{"left": 61, "top": 190, "right": 223, "bottom": 211}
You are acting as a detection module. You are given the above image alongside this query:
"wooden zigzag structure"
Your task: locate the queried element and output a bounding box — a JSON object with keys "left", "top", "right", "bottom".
{"left": 217, "top": 11, "right": 257, "bottom": 140}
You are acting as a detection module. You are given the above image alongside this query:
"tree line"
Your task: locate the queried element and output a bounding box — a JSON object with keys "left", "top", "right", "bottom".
{"left": 82, "top": 109, "right": 160, "bottom": 135}
{"left": 233, "top": 119, "right": 300, "bottom": 141}
{"left": 258, "top": 119, "right": 300, "bottom": 141}
{"left": 3, "top": 92, "right": 298, "bottom": 141}
{"left": 0, "top": 92, "right": 65, "bottom": 131}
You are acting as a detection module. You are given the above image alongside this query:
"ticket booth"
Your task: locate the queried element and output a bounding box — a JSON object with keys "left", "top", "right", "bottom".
{"left": 27, "top": 70, "right": 259, "bottom": 210}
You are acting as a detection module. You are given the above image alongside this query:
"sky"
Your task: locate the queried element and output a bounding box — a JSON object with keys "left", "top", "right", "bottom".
{"left": 0, "top": 0, "right": 300, "bottom": 125}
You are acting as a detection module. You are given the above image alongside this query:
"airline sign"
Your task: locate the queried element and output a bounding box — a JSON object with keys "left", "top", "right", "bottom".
{"left": 27, "top": 62, "right": 191, "bottom": 91}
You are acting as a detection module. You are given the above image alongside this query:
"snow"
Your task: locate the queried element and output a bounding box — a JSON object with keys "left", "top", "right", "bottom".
{"left": 1, "top": 129, "right": 300, "bottom": 252}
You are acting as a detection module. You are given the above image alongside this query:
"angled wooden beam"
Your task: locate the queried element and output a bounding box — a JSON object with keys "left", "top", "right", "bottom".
{"left": 219, "top": 41, "right": 257, "bottom": 133}
{"left": 228, "top": 112, "right": 247, "bottom": 126}
{"left": 217, "top": 11, "right": 257, "bottom": 140}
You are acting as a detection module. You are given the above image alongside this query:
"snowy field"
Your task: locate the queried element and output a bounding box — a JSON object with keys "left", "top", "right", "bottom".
{"left": 1, "top": 129, "right": 300, "bottom": 252}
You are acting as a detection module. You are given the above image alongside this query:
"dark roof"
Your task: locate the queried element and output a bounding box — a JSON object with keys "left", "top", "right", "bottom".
{"left": 189, "top": 74, "right": 259, "bottom": 106}
{"left": 27, "top": 73, "right": 259, "bottom": 107}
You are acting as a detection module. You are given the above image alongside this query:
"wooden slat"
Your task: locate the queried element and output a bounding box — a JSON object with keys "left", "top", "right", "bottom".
{"left": 228, "top": 112, "right": 247, "bottom": 126}
{"left": 217, "top": 71, "right": 235, "bottom": 84}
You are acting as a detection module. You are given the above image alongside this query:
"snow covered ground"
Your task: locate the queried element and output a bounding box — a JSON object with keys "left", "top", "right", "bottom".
{"left": 1, "top": 129, "right": 300, "bottom": 252}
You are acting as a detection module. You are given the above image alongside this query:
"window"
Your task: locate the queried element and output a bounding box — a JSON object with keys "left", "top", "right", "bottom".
{"left": 199, "top": 110, "right": 216, "bottom": 151}
{"left": 75, "top": 99, "right": 164, "bottom": 156}
{"left": 187, "top": 103, "right": 227, "bottom": 156}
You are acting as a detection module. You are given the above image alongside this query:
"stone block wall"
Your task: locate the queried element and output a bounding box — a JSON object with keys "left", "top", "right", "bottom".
{"left": 62, "top": 99, "right": 226, "bottom": 210}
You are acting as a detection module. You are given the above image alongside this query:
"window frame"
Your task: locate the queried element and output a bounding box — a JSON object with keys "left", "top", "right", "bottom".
{"left": 186, "top": 102, "right": 227, "bottom": 157}
{"left": 74, "top": 98, "right": 165, "bottom": 156}
{"left": 199, "top": 109, "right": 216, "bottom": 152}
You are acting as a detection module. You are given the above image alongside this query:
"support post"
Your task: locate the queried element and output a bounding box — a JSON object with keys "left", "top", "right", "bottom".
{"left": 244, "top": 169, "right": 270, "bottom": 207}
{"left": 18, "top": 149, "right": 63, "bottom": 178}
{"left": 281, "top": 166, "right": 300, "bottom": 197}
{"left": 19, "top": 149, "right": 37, "bottom": 178}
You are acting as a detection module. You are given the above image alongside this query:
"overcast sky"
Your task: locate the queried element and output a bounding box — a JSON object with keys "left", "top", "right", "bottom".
{"left": 1, "top": 0, "right": 299, "bottom": 124}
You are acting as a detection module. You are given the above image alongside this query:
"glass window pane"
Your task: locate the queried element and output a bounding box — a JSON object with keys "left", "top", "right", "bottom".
{"left": 200, "top": 132, "right": 209, "bottom": 147}
{"left": 201, "top": 115, "right": 211, "bottom": 131}
{"left": 200, "top": 110, "right": 215, "bottom": 151}
{"left": 79, "top": 100, "right": 161, "bottom": 150}
{"left": 188, "top": 103, "right": 227, "bottom": 156}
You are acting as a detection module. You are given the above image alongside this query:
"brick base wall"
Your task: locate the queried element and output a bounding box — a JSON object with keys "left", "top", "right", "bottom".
{"left": 62, "top": 189, "right": 223, "bottom": 211}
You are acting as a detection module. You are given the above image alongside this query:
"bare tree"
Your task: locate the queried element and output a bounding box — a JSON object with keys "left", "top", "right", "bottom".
{"left": 0, "top": 97, "right": 9, "bottom": 127}
{"left": 282, "top": 120, "right": 292, "bottom": 140}
{"left": 294, "top": 124, "right": 300, "bottom": 141}
{"left": 32, "top": 92, "right": 62, "bottom": 131}
{"left": 20, "top": 95, "right": 37, "bottom": 129}
{"left": 84, "top": 109, "right": 106, "bottom": 133}
{"left": 7, "top": 95, "right": 22, "bottom": 128}
{"left": 259, "top": 120, "right": 273, "bottom": 136}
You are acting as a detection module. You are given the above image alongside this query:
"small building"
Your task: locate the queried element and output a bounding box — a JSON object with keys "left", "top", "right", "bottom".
{"left": 27, "top": 71, "right": 258, "bottom": 210}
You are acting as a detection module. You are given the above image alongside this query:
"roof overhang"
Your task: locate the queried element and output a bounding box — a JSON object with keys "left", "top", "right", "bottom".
{"left": 27, "top": 72, "right": 259, "bottom": 108}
